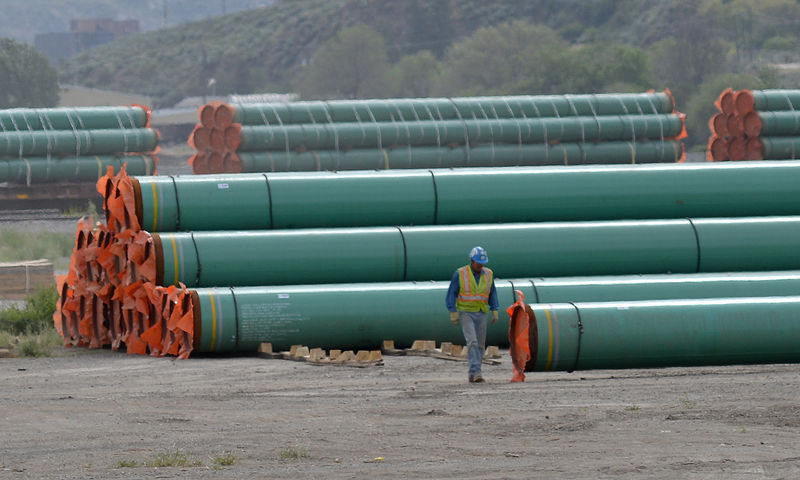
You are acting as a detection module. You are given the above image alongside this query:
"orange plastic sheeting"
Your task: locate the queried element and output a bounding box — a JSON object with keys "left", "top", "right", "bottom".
{"left": 199, "top": 101, "right": 222, "bottom": 127}
{"left": 708, "top": 136, "right": 729, "bottom": 162}
{"left": 674, "top": 112, "right": 688, "bottom": 141}
{"left": 710, "top": 113, "right": 728, "bottom": 138}
{"left": 746, "top": 137, "right": 764, "bottom": 160}
{"left": 222, "top": 151, "right": 243, "bottom": 173}
{"left": 728, "top": 137, "right": 747, "bottom": 161}
{"left": 726, "top": 114, "right": 744, "bottom": 138}
{"left": 210, "top": 127, "right": 226, "bottom": 151}
{"left": 190, "top": 151, "right": 210, "bottom": 174}
{"left": 506, "top": 290, "right": 532, "bottom": 383}
{"left": 734, "top": 90, "right": 755, "bottom": 115}
{"left": 208, "top": 150, "right": 225, "bottom": 173}
{"left": 190, "top": 125, "right": 212, "bottom": 151}
{"left": 743, "top": 111, "right": 763, "bottom": 138}
{"left": 224, "top": 124, "right": 243, "bottom": 151}
{"left": 716, "top": 88, "right": 736, "bottom": 115}
{"left": 214, "top": 102, "right": 236, "bottom": 129}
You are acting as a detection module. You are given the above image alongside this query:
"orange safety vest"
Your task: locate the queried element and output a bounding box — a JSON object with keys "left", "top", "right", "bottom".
{"left": 456, "top": 265, "right": 493, "bottom": 313}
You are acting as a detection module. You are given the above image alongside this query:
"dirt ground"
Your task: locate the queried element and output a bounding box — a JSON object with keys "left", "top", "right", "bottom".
{"left": 1, "top": 347, "right": 799, "bottom": 480}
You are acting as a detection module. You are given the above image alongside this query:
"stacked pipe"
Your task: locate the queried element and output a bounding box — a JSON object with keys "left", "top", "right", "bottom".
{"left": 54, "top": 161, "right": 800, "bottom": 359}
{"left": 708, "top": 89, "right": 800, "bottom": 161}
{"left": 187, "top": 92, "right": 687, "bottom": 174}
{"left": 0, "top": 106, "right": 159, "bottom": 184}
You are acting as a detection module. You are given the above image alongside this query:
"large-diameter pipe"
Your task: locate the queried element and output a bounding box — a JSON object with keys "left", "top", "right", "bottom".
{"left": 228, "top": 140, "right": 682, "bottom": 173}
{"left": 128, "top": 161, "right": 800, "bottom": 232}
{"left": 520, "top": 271, "right": 800, "bottom": 303}
{"left": 523, "top": 297, "right": 800, "bottom": 372}
{"left": 0, "top": 154, "right": 155, "bottom": 183}
{"left": 226, "top": 115, "right": 683, "bottom": 152}
{"left": 0, "top": 106, "right": 149, "bottom": 131}
{"left": 213, "top": 92, "right": 675, "bottom": 128}
{"left": 140, "top": 217, "right": 800, "bottom": 288}
{"left": 188, "top": 271, "right": 800, "bottom": 353}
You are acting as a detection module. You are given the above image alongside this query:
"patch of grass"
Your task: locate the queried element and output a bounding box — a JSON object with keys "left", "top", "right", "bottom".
{"left": 679, "top": 394, "right": 696, "bottom": 410}
{"left": 0, "top": 288, "right": 59, "bottom": 335}
{"left": 113, "top": 460, "right": 138, "bottom": 468}
{"left": 145, "top": 450, "right": 202, "bottom": 468}
{"left": 625, "top": 404, "right": 640, "bottom": 411}
{"left": 212, "top": 452, "right": 237, "bottom": 467}
{"left": 61, "top": 200, "right": 98, "bottom": 218}
{"left": 279, "top": 446, "right": 309, "bottom": 460}
{"left": 0, "top": 330, "right": 13, "bottom": 348}
{"left": 0, "top": 229, "right": 74, "bottom": 270}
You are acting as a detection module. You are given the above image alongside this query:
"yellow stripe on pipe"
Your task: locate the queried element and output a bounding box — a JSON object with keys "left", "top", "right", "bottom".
{"left": 150, "top": 181, "right": 159, "bottom": 231}
{"left": 95, "top": 155, "right": 102, "bottom": 178}
{"left": 169, "top": 234, "right": 179, "bottom": 286}
{"left": 544, "top": 309, "right": 554, "bottom": 371}
{"left": 209, "top": 291, "right": 217, "bottom": 352}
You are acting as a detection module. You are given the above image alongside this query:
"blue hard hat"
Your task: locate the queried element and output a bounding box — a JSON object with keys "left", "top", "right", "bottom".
{"left": 469, "top": 246, "right": 489, "bottom": 264}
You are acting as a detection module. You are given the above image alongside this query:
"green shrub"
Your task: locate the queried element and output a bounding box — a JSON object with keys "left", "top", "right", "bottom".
{"left": 0, "top": 288, "right": 58, "bottom": 334}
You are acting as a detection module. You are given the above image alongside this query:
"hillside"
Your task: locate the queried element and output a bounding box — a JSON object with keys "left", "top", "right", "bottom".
{"left": 58, "top": 0, "right": 684, "bottom": 107}
{"left": 57, "top": 0, "right": 800, "bottom": 116}
{"left": 0, "top": 0, "right": 275, "bottom": 44}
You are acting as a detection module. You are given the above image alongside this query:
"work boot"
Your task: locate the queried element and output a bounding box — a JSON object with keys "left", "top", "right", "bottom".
{"left": 473, "top": 374, "right": 484, "bottom": 383}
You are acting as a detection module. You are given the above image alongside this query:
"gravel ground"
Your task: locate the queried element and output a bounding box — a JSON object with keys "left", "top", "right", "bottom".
{"left": 1, "top": 348, "right": 799, "bottom": 480}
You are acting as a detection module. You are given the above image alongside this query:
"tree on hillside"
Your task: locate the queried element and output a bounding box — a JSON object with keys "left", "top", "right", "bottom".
{"left": 436, "top": 21, "right": 572, "bottom": 96}
{"left": 388, "top": 50, "right": 440, "bottom": 98}
{"left": 296, "top": 24, "right": 390, "bottom": 99}
{"left": 0, "top": 38, "right": 58, "bottom": 108}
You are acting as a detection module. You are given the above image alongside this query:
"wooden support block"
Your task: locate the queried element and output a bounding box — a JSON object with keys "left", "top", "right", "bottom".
{"left": 410, "top": 340, "right": 436, "bottom": 351}
{"left": 293, "top": 346, "right": 310, "bottom": 358}
{"left": 450, "top": 345, "right": 465, "bottom": 357}
{"left": 368, "top": 350, "right": 383, "bottom": 362}
{"left": 309, "top": 348, "right": 326, "bottom": 362}
{"left": 330, "top": 349, "right": 341, "bottom": 360}
{"left": 289, "top": 344, "right": 302, "bottom": 356}
{"left": 484, "top": 346, "right": 500, "bottom": 359}
{"left": 257, "top": 343, "right": 273, "bottom": 354}
{"left": 382, "top": 340, "right": 395, "bottom": 351}
{"left": 334, "top": 350, "right": 355, "bottom": 363}
{"left": 440, "top": 342, "right": 453, "bottom": 355}
{"left": 355, "top": 350, "right": 370, "bottom": 362}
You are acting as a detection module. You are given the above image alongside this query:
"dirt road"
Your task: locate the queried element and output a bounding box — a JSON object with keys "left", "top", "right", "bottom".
{"left": 1, "top": 348, "right": 799, "bottom": 479}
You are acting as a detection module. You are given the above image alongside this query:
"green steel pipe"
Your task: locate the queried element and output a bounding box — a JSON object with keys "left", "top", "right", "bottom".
{"left": 432, "top": 161, "right": 800, "bottom": 224}
{"left": 133, "top": 161, "right": 800, "bottom": 232}
{"left": 758, "top": 137, "right": 800, "bottom": 160}
{"left": 518, "top": 271, "right": 800, "bottom": 303}
{"left": 0, "top": 128, "right": 158, "bottom": 157}
{"left": 743, "top": 111, "right": 800, "bottom": 137}
{"left": 153, "top": 227, "right": 407, "bottom": 287}
{"left": 233, "top": 139, "right": 682, "bottom": 172}
{"left": 0, "top": 106, "right": 149, "bottom": 131}
{"left": 692, "top": 217, "right": 800, "bottom": 271}
{"left": 189, "top": 270, "right": 800, "bottom": 353}
{"left": 230, "top": 115, "right": 683, "bottom": 152}
{"left": 737, "top": 89, "right": 800, "bottom": 112}
{"left": 216, "top": 92, "right": 675, "bottom": 127}
{"left": 190, "top": 281, "right": 519, "bottom": 353}
{"left": 526, "top": 297, "right": 800, "bottom": 372}
{"left": 0, "top": 154, "right": 154, "bottom": 183}
{"left": 149, "top": 217, "right": 800, "bottom": 288}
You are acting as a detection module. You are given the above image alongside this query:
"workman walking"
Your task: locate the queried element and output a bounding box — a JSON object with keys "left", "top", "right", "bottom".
{"left": 446, "top": 246, "right": 499, "bottom": 383}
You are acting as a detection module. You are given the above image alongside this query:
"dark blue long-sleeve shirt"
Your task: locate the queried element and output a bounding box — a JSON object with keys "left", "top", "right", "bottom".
{"left": 446, "top": 267, "right": 499, "bottom": 312}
